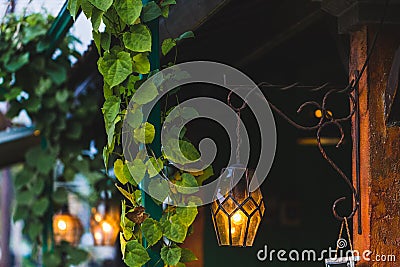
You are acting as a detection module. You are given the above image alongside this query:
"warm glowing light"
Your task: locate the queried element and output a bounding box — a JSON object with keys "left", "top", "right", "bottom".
{"left": 57, "top": 220, "right": 67, "bottom": 231}
{"left": 101, "top": 221, "right": 112, "bottom": 233}
{"left": 94, "top": 231, "right": 103, "bottom": 241}
{"left": 33, "top": 129, "right": 41, "bottom": 136}
{"left": 94, "top": 213, "right": 102, "bottom": 222}
{"left": 232, "top": 212, "right": 244, "bottom": 225}
{"left": 315, "top": 109, "right": 333, "bottom": 118}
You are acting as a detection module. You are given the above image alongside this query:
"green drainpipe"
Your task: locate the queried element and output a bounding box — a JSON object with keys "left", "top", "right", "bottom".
{"left": 42, "top": 0, "right": 78, "bottom": 258}
{"left": 45, "top": 1, "right": 78, "bottom": 56}
{"left": 141, "top": 1, "right": 163, "bottom": 266}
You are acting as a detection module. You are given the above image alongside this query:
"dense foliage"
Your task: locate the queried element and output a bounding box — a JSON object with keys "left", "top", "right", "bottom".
{"left": 67, "top": 0, "right": 213, "bottom": 266}
{"left": 0, "top": 12, "right": 104, "bottom": 266}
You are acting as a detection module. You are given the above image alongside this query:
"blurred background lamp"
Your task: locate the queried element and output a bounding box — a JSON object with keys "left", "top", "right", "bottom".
{"left": 90, "top": 196, "right": 120, "bottom": 246}
{"left": 53, "top": 209, "right": 83, "bottom": 246}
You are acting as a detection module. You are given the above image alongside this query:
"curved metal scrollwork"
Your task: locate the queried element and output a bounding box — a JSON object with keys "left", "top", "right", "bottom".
{"left": 262, "top": 82, "right": 360, "bottom": 222}
{"left": 225, "top": 80, "right": 360, "bottom": 222}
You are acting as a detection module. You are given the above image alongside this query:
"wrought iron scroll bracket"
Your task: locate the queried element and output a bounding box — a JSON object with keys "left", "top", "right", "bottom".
{"left": 224, "top": 76, "right": 361, "bottom": 231}
{"left": 264, "top": 82, "right": 361, "bottom": 226}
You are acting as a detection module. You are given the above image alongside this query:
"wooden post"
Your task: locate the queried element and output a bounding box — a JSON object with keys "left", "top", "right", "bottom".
{"left": 349, "top": 25, "right": 400, "bottom": 266}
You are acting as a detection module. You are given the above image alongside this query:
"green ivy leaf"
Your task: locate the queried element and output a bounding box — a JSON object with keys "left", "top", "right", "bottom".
{"left": 67, "top": 0, "right": 81, "bottom": 20}
{"left": 148, "top": 178, "right": 169, "bottom": 202}
{"left": 122, "top": 218, "right": 135, "bottom": 240}
{"left": 133, "top": 122, "right": 155, "bottom": 144}
{"left": 146, "top": 157, "right": 163, "bottom": 177}
{"left": 46, "top": 62, "right": 67, "bottom": 85}
{"left": 16, "top": 190, "right": 34, "bottom": 206}
{"left": 102, "top": 95, "right": 120, "bottom": 129}
{"left": 161, "top": 0, "right": 176, "bottom": 6}
{"left": 91, "top": 7, "right": 104, "bottom": 32}
{"left": 161, "top": 38, "right": 176, "bottom": 56}
{"left": 53, "top": 187, "right": 69, "bottom": 204}
{"left": 122, "top": 216, "right": 135, "bottom": 240}
{"left": 55, "top": 90, "right": 69, "bottom": 103}
{"left": 141, "top": 218, "right": 163, "bottom": 246}
{"left": 81, "top": 0, "right": 94, "bottom": 17}
{"left": 36, "top": 154, "right": 56, "bottom": 175}
{"left": 123, "top": 24, "right": 152, "bottom": 52}
{"left": 116, "top": 184, "right": 136, "bottom": 205}
{"left": 5, "top": 53, "right": 29, "bottom": 72}
{"left": 180, "top": 248, "right": 198, "bottom": 262}
{"left": 32, "top": 197, "right": 49, "bottom": 216}
{"left": 4, "top": 88, "right": 22, "bottom": 101}
{"left": 98, "top": 50, "right": 132, "bottom": 87}
{"left": 101, "top": 32, "right": 111, "bottom": 51}
{"left": 114, "top": 159, "right": 128, "bottom": 184}
{"left": 22, "top": 25, "right": 47, "bottom": 44}
{"left": 180, "top": 140, "right": 200, "bottom": 161}
{"left": 161, "top": 246, "right": 181, "bottom": 266}
{"left": 114, "top": 0, "right": 143, "bottom": 25}
{"left": 163, "top": 140, "right": 200, "bottom": 165}
{"left": 43, "top": 252, "right": 62, "bottom": 267}
{"left": 132, "top": 53, "right": 150, "bottom": 74}
{"left": 28, "top": 220, "right": 43, "bottom": 240}
{"left": 88, "top": 0, "right": 112, "bottom": 12}
{"left": 161, "top": 219, "right": 187, "bottom": 243}
{"left": 120, "top": 233, "right": 127, "bottom": 259}
{"left": 175, "top": 206, "right": 198, "bottom": 226}
{"left": 124, "top": 240, "right": 150, "bottom": 267}
{"left": 126, "top": 159, "right": 147, "bottom": 184}
{"left": 65, "top": 247, "right": 88, "bottom": 265}
{"left": 196, "top": 165, "right": 214, "bottom": 185}
{"left": 176, "top": 31, "right": 195, "bottom": 41}
{"left": 176, "top": 173, "right": 198, "bottom": 194}
{"left": 161, "top": 5, "right": 169, "bottom": 18}
{"left": 132, "top": 81, "right": 158, "bottom": 105}
{"left": 14, "top": 169, "right": 33, "bottom": 190}
{"left": 126, "top": 108, "right": 143, "bottom": 129}
{"left": 142, "top": 1, "right": 162, "bottom": 22}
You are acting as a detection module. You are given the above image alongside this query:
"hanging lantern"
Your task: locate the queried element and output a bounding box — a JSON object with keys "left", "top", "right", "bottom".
{"left": 53, "top": 210, "right": 83, "bottom": 246}
{"left": 90, "top": 198, "right": 120, "bottom": 246}
{"left": 211, "top": 165, "right": 265, "bottom": 247}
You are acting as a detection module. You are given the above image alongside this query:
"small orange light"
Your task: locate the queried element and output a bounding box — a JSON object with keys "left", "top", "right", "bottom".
{"left": 33, "top": 130, "right": 41, "bottom": 136}
{"left": 314, "top": 109, "right": 323, "bottom": 118}
{"left": 314, "top": 109, "right": 333, "bottom": 118}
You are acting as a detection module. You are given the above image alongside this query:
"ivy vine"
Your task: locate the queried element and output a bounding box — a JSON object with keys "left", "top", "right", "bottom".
{"left": 0, "top": 12, "right": 104, "bottom": 266}
{"left": 67, "top": 0, "right": 213, "bottom": 266}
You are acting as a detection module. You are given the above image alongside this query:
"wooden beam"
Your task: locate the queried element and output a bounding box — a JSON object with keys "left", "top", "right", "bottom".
{"left": 236, "top": 10, "right": 324, "bottom": 68}
{"left": 350, "top": 25, "right": 400, "bottom": 266}
{"left": 159, "top": 0, "right": 231, "bottom": 41}
{"left": 322, "top": 0, "right": 400, "bottom": 33}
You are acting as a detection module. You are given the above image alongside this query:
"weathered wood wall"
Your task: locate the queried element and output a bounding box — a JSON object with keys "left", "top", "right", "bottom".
{"left": 350, "top": 25, "right": 400, "bottom": 266}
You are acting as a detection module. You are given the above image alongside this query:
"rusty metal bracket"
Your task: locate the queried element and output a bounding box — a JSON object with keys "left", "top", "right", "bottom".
{"left": 353, "top": 70, "right": 362, "bottom": 235}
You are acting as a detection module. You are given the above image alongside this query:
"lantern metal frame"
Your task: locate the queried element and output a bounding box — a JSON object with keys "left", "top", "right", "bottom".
{"left": 212, "top": 166, "right": 265, "bottom": 247}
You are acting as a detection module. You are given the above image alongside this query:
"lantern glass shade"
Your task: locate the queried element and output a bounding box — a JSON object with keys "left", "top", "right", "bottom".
{"left": 90, "top": 199, "right": 120, "bottom": 246}
{"left": 53, "top": 212, "right": 83, "bottom": 246}
{"left": 211, "top": 166, "right": 265, "bottom": 247}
